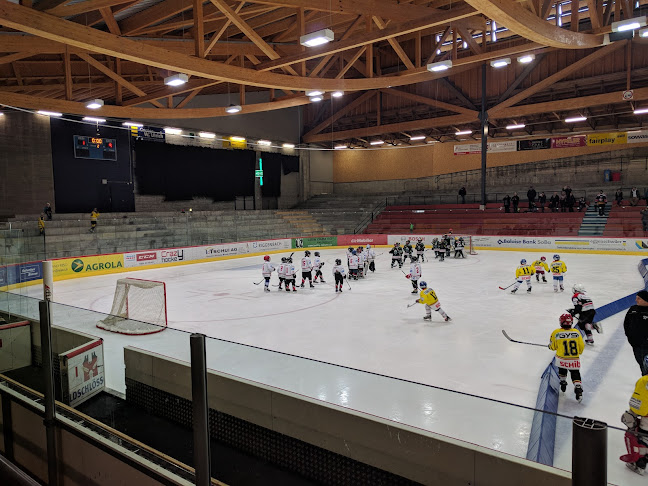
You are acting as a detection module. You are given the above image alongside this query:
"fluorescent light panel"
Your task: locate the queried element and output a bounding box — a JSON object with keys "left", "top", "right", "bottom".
{"left": 37, "top": 110, "right": 62, "bottom": 117}
{"left": 427, "top": 60, "right": 452, "bottom": 72}
{"left": 230, "top": 136, "right": 245, "bottom": 142}
{"left": 310, "top": 96, "right": 323, "bottom": 102}
{"left": 331, "top": 91, "right": 344, "bottom": 98}
{"left": 198, "top": 131, "right": 216, "bottom": 139}
{"left": 490, "top": 57, "right": 511, "bottom": 68}
{"left": 334, "top": 145, "right": 347, "bottom": 149}
{"left": 257, "top": 140, "right": 272, "bottom": 146}
{"left": 82, "top": 117, "right": 106, "bottom": 123}
{"left": 122, "top": 121, "right": 142, "bottom": 127}
{"left": 369, "top": 140, "right": 385, "bottom": 145}
{"left": 306, "top": 90, "right": 323, "bottom": 97}
{"left": 164, "top": 127, "right": 182, "bottom": 134}
{"left": 517, "top": 54, "right": 535, "bottom": 64}
{"left": 564, "top": 116, "right": 587, "bottom": 123}
{"left": 634, "top": 108, "right": 648, "bottom": 115}
{"left": 640, "top": 27, "right": 648, "bottom": 37}
{"left": 409, "top": 135, "right": 426, "bottom": 141}
{"left": 226, "top": 105, "right": 242, "bottom": 114}
{"left": 282, "top": 143, "right": 295, "bottom": 149}
{"left": 85, "top": 99, "right": 104, "bottom": 109}
{"left": 611, "top": 16, "right": 646, "bottom": 32}
{"left": 506, "top": 123, "right": 525, "bottom": 130}
{"left": 300, "top": 28, "right": 334, "bottom": 47}
{"left": 455, "top": 130, "right": 472, "bottom": 135}
{"left": 164, "top": 73, "right": 188, "bottom": 86}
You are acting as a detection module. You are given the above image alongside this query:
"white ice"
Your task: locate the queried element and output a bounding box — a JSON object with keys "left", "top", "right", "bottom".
{"left": 6, "top": 248, "right": 646, "bottom": 485}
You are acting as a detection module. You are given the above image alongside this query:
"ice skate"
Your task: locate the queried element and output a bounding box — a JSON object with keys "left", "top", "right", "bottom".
{"left": 586, "top": 337, "right": 594, "bottom": 345}
{"left": 335, "top": 288, "right": 339, "bottom": 293}
{"left": 626, "top": 463, "right": 646, "bottom": 475}
{"left": 423, "top": 315, "right": 431, "bottom": 321}
{"left": 527, "top": 287, "right": 532, "bottom": 293}
{"left": 264, "top": 287, "right": 270, "bottom": 292}
{"left": 542, "top": 277, "right": 547, "bottom": 283}
{"left": 292, "top": 287, "right": 297, "bottom": 292}
{"left": 320, "top": 279, "right": 326, "bottom": 283}
{"left": 444, "top": 316, "right": 452, "bottom": 322}
{"left": 560, "top": 285, "right": 564, "bottom": 292}
{"left": 300, "top": 283, "right": 304, "bottom": 288}
{"left": 593, "top": 322, "right": 603, "bottom": 334}
{"left": 575, "top": 385, "right": 583, "bottom": 402}
{"left": 560, "top": 380, "right": 567, "bottom": 393}
{"left": 310, "top": 283, "right": 315, "bottom": 288}
{"left": 511, "top": 288, "right": 517, "bottom": 293}
{"left": 411, "top": 289, "right": 418, "bottom": 294}
{"left": 339, "top": 287, "right": 343, "bottom": 292}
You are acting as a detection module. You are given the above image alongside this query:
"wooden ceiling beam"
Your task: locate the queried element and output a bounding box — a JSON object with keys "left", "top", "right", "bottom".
{"left": 63, "top": 47, "right": 72, "bottom": 100}
{"left": 380, "top": 87, "right": 477, "bottom": 115}
{"left": 372, "top": 16, "right": 415, "bottom": 70}
{"left": 120, "top": 0, "right": 191, "bottom": 35}
{"left": 308, "top": 15, "right": 364, "bottom": 77}
{"left": 47, "top": 0, "right": 133, "bottom": 18}
{"left": 335, "top": 47, "right": 366, "bottom": 79}
{"left": 204, "top": 1, "right": 244, "bottom": 56}
{"left": 304, "top": 90, "right": 377, "bottom": 137}
{"left": 193, "top": 0, "right": 205, "bottom": 58}
{"left": 0, "top": 52, "right": 37, "bottom": 65}
{"left": 99, "top": 7, "right": 122, "bottom": 35}
{"left": 272, "top": 10, "right": 316, "bottom": 42}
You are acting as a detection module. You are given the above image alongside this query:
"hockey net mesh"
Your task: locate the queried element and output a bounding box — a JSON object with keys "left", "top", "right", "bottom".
{"left": 97, "top": 278, "right": 167, "bottom": 335}
{"left": 455, "top": 235, "right": 477, "bottom": 255}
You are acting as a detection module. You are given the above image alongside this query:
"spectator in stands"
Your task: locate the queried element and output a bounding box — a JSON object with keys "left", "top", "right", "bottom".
{"left": 90, "top": 208, "right": 99, "bottom": 233}
{"left": 577, "top": 196, "right": 588, "bottom": 212}
{"left": 503, "top": 194, "right": 511, "bottom": 213}
{"left": 641, "top": 206, "right": 648, "bottom": 232}
{"left": 631, "top": 187, "right": 640, "bottom": 206}
{"left": 559, "top": 191, "right": 567, "bottom": 212}
{"left": 567, "top": 193, "right": 576, "bottom": 212}
{"left": 615, "top": 188, "right": 624, "bottom": 207}
{"left": 511, "top": 193, "right": 520, "bottom": 213}
{"left": 563, "top": 185, "right": 572, "bottom": 200}
{"left": 549, "top": 192, "right": 560, "bottom": 212}
{"left": 459, "top": 186, "right": 467, "bottom": 204}
{"left": 43, "top": 202, "right": 52, "bottom": 220}
{"left": 624, "top": 290, "right": 648, "bottom": 375}
{"left": 595, "top": 190, "right": 607, "bottom": 216}
{"left": 538, "top": 192, "right": 547, "bottom": 212}
{"left": 38, "top": 213, "right": 45, "bottom": 236}
{"left": 527, "top": 186, "right": 537, "bottom": 212}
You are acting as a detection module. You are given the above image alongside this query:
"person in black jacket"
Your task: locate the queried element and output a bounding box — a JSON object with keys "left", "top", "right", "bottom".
{"left": 624, "top": 290, "right": 648, "bottom": 375}
{"left": 511, "top": 192, "right": 520, "bottom": 213}
{"left": 527, "top": 186, "right": 537, "bottom": 212}
{"left": 549, "top": 192, "right": 560, "bottom": 212}
{"left": 503, "top": 194, "right": 511, "bottom": 213}
{"left": 459, "top": 186, "right": 467, "bottom": 204}
{"left": 538, "top": 192, "right": 547, "bottom": 212}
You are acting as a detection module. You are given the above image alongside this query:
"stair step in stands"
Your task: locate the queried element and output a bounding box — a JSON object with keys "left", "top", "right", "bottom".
{"left": 577, "top": 203, "right": 611, "bottom": 236}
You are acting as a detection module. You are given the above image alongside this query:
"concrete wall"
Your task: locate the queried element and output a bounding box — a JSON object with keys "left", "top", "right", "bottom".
{"left": 0, "top": 111, "right": 54, "bottom": 217}
{"left": 302, "top": 150, "right": 334, "bottom": 199}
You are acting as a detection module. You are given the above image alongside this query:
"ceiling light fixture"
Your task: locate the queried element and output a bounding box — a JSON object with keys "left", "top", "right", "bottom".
{"left": 226, "top": 104, "right": 242, "bottom": 114}
{"left": 634, "top": 107, "right": 648, "bottom": 115}
{"left": 282, "top": 143, "right": 295, "bottom": 149}
{"left": 506, "top": 123, "right": 525, "bottom": 130}
{"left": 334, "top": 145, "right": 347, "bottom": 149}
{"left": 611, "top": 16, "right": 646, "bottom": 32}
{"left": 164, "top": 73, "right": 189, "bottom": 86}
{"left": 564, "top": 116, "right": 587, "bottom": 123}
{"left": 85, "top": 99, "right": 104, "bottom": 109}
{"left": 639, "top": 27, "right": 648, "bottom": 37}
{"left": 309, "top": 95, "right": 323, "bottom": 102}
{"left": 490, "top": 58, "right": 511, "bottom": 68}
{"left": 409, "top": 135, "right": 426, "bottom": 141}
{"left": 257, "top": 140, "right": 272, "bottom": 146}
{"left": 517, "top": 54, "right": 535, "bottom": 64}
{"left": 122, "top": 121, "right": 142, "bottom": 127}
{"left": 427, "top": 60, "right": 453, "bottom": 72}
{"left": 82, "top": 117, "right": 106, "bottom": 123}
{"left": 455, "top": 130, "right": 472, "bottom": 135}
{"left": 300, "top": 28, "right": 334, "bottom": 47}
{"left": 37, "top": 110, "right": 63, "bottom": 117}
{"left": 230, "top": 136, "right": 245, "bottom": 142}
{"left": 306, "top": 90, "right": 323, "bottom": 97}
{"left": 164, "top": 127, "right": 182, "bottom": 134}
{"left": 331, "top": 91, "right": 344, "bottom": 98}
{"left": 370, "top": 140, "right": 385, "bottom": 145}
{"left": 199, "top": 131, "right": 216, "bottom": 139}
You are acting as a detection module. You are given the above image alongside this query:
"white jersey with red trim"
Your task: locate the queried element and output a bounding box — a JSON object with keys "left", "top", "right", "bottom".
{"left": 409, "top": 262, "right": 422, "bottom": 280}
{"left": 349, "top": 255, "right": 359, "bottom": 269}
{"left": 312, "top": 256, "right": 322, "bottom": 269}
{"left": 277, "top": 263, "right": 287, "bottom": 277}
{"left": 261, "top": 262, "right": 275, "bottom": 277}
{"left": 572, "top": 291, "right": 594, "bottom": 312}
{"left": 301, "top": 257, "right": 312, "bottom": 271}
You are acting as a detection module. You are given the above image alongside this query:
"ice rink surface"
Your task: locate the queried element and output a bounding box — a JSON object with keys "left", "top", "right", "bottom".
{"left": 10, "top": 247, "right": 647, "bottom": 484}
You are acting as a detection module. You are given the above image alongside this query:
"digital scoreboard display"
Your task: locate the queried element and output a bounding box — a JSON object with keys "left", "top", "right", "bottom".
{"left": 73, "top": 135, "right": 117, "bottom": 160}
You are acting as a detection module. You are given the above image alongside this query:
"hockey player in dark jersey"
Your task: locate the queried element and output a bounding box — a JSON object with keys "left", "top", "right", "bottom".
{"left": 402, "top": 240, "right": 414, "bottom": 263}
{"left": 389, "top": 242, "right": 404, "bottom": 268}
{"left": 437, "top": 238, "right": 446, "bottom": 261}
{"left": 568, "top": 283, "right": 601, "bottom": 345}
{"left": 454, "top": 237, "right": 466, "bottom": 258}
{"left": 415, "top": 239, "right": 425, "bottom": 262}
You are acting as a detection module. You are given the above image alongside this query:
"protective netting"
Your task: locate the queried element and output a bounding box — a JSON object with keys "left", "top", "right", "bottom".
{"left": 97, "top": 278, "right": 167, "bottom": 335}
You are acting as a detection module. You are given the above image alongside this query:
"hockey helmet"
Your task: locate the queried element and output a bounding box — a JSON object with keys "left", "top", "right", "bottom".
{"left": 305, "top": 250, "right": 311, "bottom": 256}
{"left": 352, "top": 250, "right": 357, "bottom": 255}
{"left": 559, "top": 313, "right": 573, "bottom": 329}
{"left": 335, "top": 259, "right": 342, "bottom": 265}
{"left": 287, "top": 258, "right": 293, "bottom": 263}
{"left": 406, "top": 240, "right": 410, "bottom": 244}
{"left": 348, "top": 247, "right": 354, "bottom": 252}
{"left": 419, "top": 281, "right": 428, "bottom": 289}
{"left": 411, "top": 255, "right": 418, "bottom": 262}
{"left": 553, "top": 254, "right": 560, "bottom": 261}
{"left": 357, "top": 246, "right": 363, "bottom": 251}
{"left": 395, "top": 242, "right": 400, "bottom": 246}
{"left": 314, "top": 251, "right": 320, "bottom": 257}
{"left": 366, "top": 244, "right": 371, "bottom": 249}
{"left": 448, "top": 228, "right": 453, "bottom": 233}
{"left": 458, "top": 237, "right": 464, "bottom": 242}
{"left": 520, "top": 259, "right": 527, "bottom": 265}
{"left": 417, "top": 238, "right": 423, "bottom": 242}
{"left": 264, "top": 255, "right": 270, "bottom": 261}
{"left": 281, "top": 257, "right": 287, "bottom": 263}
{"left": 572, "top": 283, "right": 585, "bottom": 294}
{"left": 540, "top": 256, "right": 546, "bottom": 261}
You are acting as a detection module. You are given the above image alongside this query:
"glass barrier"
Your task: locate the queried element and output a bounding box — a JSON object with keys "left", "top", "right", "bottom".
{"left": 0, "top": 287, "right": 640, "bottom": 485}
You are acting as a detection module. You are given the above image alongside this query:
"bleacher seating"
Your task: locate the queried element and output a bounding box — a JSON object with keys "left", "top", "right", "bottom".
{"left": 603, "top": 204, "right": 646, "bottom": 237}
{"left": 366, "top": 204, "right": 585, "bottom": 236}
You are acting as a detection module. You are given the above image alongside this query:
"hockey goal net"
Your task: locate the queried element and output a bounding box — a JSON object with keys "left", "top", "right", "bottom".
{"left": 454, "top": 235, "right": 477, "bottom": 255}
{"left": 97, "top": 278, "right": 167, "bottom": 335}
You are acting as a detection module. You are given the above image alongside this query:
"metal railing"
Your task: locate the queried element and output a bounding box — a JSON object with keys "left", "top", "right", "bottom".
{"left": 353, "top": 199, "right": 387, "bottom": 234}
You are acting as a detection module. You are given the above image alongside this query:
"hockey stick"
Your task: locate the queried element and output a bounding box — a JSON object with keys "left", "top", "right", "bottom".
{"left": 498, "top": 281, "right": 517, "bottom": 290}
{"left": 345, "top": 277, "right": 351, "bottom": 290}
{"left": 253, "top": 279, "right": 265, "bottom": 285}
{"left": 407, "top": 301, "right": 418, "bottom": 308}
{"left": 501, "top": 330, "right": 546, "bottom": 347}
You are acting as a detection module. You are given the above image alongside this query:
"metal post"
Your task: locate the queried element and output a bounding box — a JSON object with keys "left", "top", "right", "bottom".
{"left": 572, "top": 417, "right": 607, "bottom": 486}
{"left": 190, "top": 333, "right": 211, "bottom": 486}
{"left": 39, "top": 300, "right": 58, "bottom": 486}
{"left": 480, "top": 63, "right": 488, "bottom": 209}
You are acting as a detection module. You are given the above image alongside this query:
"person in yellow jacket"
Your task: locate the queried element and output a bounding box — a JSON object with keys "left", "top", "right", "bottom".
{"left": 511, "top": 259, "right": 534, "bottom": 294}
{"left": 38, "top": 213, "right": 45, "bottom": 236}
{"left": 550, "top": 254, "right": 567, "bottom": 292}
{"left": 533, "top": 256, "right": 549, "bottom": 283}
{"left": 90, "top": 208, "right": 99, "bottom": 233}
{"left": 415, "top": 281, "right": 451, "bottom": 322}
{"left": 549, "top": 313, "right": 585, "bottom": 402}
{"left": 620, "top": 356, "right": 648, "bottom": 475}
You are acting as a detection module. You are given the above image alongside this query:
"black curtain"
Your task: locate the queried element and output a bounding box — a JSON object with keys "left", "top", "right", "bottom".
{"left": 281, "top": 154, "right": 299, "bottom": 175}
{"left": 135, "top": 141, "right": 255, "bottom": 201}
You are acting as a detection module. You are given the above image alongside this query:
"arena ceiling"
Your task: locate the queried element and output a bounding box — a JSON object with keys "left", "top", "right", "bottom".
{"left": 0, "top": 0, "right": 646, "bottom": 146}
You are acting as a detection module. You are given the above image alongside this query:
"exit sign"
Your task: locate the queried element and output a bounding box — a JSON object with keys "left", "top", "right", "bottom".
{"left": 255, "top": 170, "right": 264, "bottom": 177}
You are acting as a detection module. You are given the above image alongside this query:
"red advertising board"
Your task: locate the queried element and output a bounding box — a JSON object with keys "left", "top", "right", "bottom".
{"left": 337, "top": 234, "right": 388, "bottom": 246}
{"left": 551, "top": 135, "right": 587, "bottom": 149}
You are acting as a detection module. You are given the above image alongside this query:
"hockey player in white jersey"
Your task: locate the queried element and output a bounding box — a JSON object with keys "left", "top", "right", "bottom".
{"left": 348, "top": 250, "right": 360, "bottom": 279}
{"left": 367, "top": 244, "right": 376, "bottom": 273}
{"left": 277, "top": 257, "right": 288, "bottom": 290}
{"left": 568, "top": 283, "right": 601, "bottom": 345}
{"left": 283, "top": 258, "right": 297, "bottom": 292}
{"left": 454, "top": 237, "right": 466, "bottom": 258}
{"left": 312, "top": 251, "right": 326, "bottom": 283}
{"left": 261, "top": 255, "right": 275, "bottom": 292}
{"left": 300, "top": 250, "right": 314, "bottom": 288}
{"left": 332, "top": 258, "right": 346, "bottom": 292}
{"left": 406, "top": 255, "right": 422, "bottom": 293}
{"left": 357, "top": 246, "right": 367, "bottom": 278}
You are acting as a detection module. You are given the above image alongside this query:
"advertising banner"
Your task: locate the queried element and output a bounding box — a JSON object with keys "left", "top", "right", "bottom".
{"left": 488, "top": 140, "right": 517, "bottom": 153}
{"left": 194, "top": 242, "right": 250, "bottom": 260}
{"left": 587, "top": 132, "right": 627, "bottom": 146}
{"left": 124, "top": 250, "right": 159, "bottom": 268}
{"left": 159, "top": 248, "right": 186, "bottom": 264}
{"left": 248, "top": 239, "right": 292, "bottom": 252}
{"left": 337, "top": 234, "right": 388, "bottom": 246}
{"left": 454, "top": 143, "right": 481, "bottom": 155}
{"left": 628, "top": 130, "right": 648, "bottom": 144}
{"left": 292, "top": 236, "right": 337, "bottom": 248}
{"left": 61, "top": 339, "right": 105, "bottom": 407}
{"left": 0, "top": 262, "right": 43, "bottom": 289}
{"left": 132, "top": 126, "right": 165, "bottom": 142}
{"left": 518, "top": 138, "right": 551, "bottom": 151}
{"left": 551, "top": 135, "right": 587, "bottom": 149}
{"left": 52, "top": 254, "right": 124, "bottom": 278}
{"left": 471, "top": 235, "right": 632, "bottom": 252}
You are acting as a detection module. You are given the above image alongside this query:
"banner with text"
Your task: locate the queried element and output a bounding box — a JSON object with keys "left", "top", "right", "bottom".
{"left": 518, "top": 138, "right": 551, "bottom": 151}
{"left": 292, "top": 236, "right": 338, "bottom": 248}
{"left": 629, "top": 130, "right": 648, "bottom": 144}
{"left": 587, "top": 132, "right": 627, "bottom": 146}
{"left": 337, "top": 234, "right": 388, "bottom": 246}
{"left": 52, "top": 254, "right": 124, "bottom": 279}
{"left": 61, "top": 339, "right": 105, "bottom": 407}
{"left": 551, "top": 135, "right": 587, "bottom": 149}
{"left": 0, "top": 261, "right": 43, "bottom": 289}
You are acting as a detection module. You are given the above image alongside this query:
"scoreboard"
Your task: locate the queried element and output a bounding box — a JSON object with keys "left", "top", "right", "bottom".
{"left": 73, "top": 135, "right": 117, "bottom": 160}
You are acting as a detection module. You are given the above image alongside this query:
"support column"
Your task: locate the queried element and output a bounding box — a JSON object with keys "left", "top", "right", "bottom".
{"left": 190, "top": 333, "right": 212, "bottom": 486}
{"left": 39, "top": 300, "right": 58, "bottom": 486}
{"left": 255, "top": 151, "right": 263, "bottom": 210}
{"left": 480, "top": 63, "right": 488, "bottom": 209}
{"left": 572, "top": 417, "right": 607, "bottom": 485}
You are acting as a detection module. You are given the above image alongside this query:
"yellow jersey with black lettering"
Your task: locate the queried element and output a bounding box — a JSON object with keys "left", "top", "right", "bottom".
{"left": 630, "top": 375, "right": 648, "bottom": 416}
{"left": 418, "top": 288, "right": 439, "bottom": 306}
{"left": 90, "top": 211, "right": 100, "bottom": 222}
{"left": 515, "top": 264, "right": 535, "bottom": 279}
{"left": 551, "top": 260, "right": 567, "bottom": 276}
{"left": 533, "top": 260, "right": 549, "bottom": 272}
{"left": 548, "top": 328, "right": 584, "bottom": 359}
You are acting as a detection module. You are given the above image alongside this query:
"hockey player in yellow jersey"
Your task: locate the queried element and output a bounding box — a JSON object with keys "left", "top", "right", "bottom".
{"left": 620, "top": 356, "right": 648, "bottom": 475}
{"left": 549, "top": 313, "right": 585, "bottom": 402}
{"left": 511, "top": 259, "right": 534, "bottom": 294}
{"left": 416, "top": 281, "right": 451, "bottom": 322}
{"left": 533, "top": 256, "right": 549, "bottom": 283}
{"left": 550, "top": 254, "right": 567, "bottom": 292}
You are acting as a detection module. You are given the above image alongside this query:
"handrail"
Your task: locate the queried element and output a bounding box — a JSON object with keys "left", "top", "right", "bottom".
{"left": 353, "top": 199, "right": 387, "bottom": 234}
{"left": 0, "top": 454, "right": 41, "bottom": 486}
